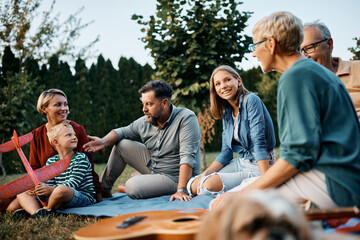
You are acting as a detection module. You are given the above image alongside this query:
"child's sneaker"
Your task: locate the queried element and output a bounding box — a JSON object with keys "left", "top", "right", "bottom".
{"left": 31, "top": 208, "right": 55, "bottom": 218}
{"left": 12, "top": 208, "right": 31, "bottom": 220}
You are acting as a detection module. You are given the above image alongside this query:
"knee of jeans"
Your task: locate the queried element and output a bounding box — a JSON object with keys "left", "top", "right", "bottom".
{"left": 198, "top": 174, "right": 224, "bottom": 196}
{"left": 124, "top": 178, "right": 142, "bottom": 199}
{"left": 202, "top": 175, "right": 224, "bottom": 191}
{"left": 186, "top": 176, "right": 197, "bottom": 197}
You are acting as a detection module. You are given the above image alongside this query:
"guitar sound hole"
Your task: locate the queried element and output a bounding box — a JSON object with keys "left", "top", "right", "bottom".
{"left": 173, "top": 218, "right": 197, "bottom": 222}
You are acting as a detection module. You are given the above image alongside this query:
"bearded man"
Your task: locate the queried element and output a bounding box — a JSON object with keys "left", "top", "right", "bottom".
{"left": 83, "top": 80, "right": 201, "bottom": 201}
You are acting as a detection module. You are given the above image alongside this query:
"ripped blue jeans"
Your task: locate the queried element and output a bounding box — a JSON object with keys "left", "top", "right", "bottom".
{"left": 187, "top": 151, "right": 275, "bottom": 197}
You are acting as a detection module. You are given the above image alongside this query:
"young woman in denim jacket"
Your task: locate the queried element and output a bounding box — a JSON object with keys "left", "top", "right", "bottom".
{"left": 187, "top": 65, "right": 276, "bottom": 196}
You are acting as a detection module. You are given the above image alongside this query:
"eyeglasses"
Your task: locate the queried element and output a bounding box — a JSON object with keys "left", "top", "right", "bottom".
{"left": 248, "top": 39, "right": 267, "bottom": 52}
{"left": 301, "top": 38, "right": 328, "bottom": 54}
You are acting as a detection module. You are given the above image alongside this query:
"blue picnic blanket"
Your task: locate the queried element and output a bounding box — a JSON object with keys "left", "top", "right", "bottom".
{"left": 58, "top": 193, "right": 213, "bottom": 217}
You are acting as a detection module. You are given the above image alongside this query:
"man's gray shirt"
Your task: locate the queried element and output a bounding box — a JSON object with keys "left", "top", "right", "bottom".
{"left": 114, "top": 105, "right": 201, "bottom": 182}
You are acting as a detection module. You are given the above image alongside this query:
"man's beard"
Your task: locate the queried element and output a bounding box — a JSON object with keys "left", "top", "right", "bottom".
{"left": 150, "top": 115, "right": 160, "bottom": 126}
{"left": 145, "top": 113, "right": 161, "bottom": 126}
{"left": 145, "top": 108, "right": 164, "bottom": 126}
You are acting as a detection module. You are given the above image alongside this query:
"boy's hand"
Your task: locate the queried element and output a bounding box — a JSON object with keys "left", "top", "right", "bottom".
{"left": 27, "top": 187, "right": 36, "bottom": 196}
{"left": 34, "top": 183, "right": 52, "bottom": 196}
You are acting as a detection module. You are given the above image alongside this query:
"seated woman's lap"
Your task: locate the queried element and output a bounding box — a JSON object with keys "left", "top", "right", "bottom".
{"left": 275, "top": 169, "right": 338, "bottom": 208}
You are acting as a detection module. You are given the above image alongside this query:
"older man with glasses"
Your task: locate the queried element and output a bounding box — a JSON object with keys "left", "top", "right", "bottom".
{"left": 301, "top": 20, "right": 360, "bottom": 119}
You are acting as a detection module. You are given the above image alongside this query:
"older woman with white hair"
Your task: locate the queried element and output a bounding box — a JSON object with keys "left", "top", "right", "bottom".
{"left": 211, "top": 11, "right": 360, "bottom": 209}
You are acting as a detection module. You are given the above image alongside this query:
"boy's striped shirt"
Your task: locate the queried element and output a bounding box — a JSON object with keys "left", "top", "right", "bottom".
{"left": 46, "top": 151, "right": 96, "bottom": 204}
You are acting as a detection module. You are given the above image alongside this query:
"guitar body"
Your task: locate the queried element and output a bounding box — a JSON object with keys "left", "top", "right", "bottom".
{"left": 74, "top": 210, "right": 207, "bottom": 240}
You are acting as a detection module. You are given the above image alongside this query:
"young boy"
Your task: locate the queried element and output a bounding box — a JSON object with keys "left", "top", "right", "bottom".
{"left": 15, "top": 122, "right": 96, "bottom": 218}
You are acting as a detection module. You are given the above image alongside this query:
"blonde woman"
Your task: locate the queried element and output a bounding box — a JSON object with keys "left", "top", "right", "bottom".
{"left": 7, "top": 89, "right": 102, "bottom": 214}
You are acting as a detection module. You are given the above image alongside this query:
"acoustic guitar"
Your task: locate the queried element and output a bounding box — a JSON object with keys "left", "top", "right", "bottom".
{"left": 305, "top": 206, "right": 360, "bottom": 220}
{"left": 74, "top": 210, "right": 207, "bottom": 240}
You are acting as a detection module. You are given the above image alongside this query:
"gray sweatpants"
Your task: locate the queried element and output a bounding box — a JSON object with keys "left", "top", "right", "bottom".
{"left": 100, "top": 139, "right": 178, "bottom": 199}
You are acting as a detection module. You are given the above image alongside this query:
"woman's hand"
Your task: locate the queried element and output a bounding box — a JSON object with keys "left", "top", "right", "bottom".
{"left": 257, "top": 159, "right": 270, "bottom": 175}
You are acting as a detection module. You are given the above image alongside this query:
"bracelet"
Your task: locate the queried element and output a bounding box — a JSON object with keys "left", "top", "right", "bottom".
{"left": 177, "top": 188, "right": 188, "bottom": 194}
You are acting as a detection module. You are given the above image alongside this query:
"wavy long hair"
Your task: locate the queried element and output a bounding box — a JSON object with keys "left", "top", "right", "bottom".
{"left": 210, "top": 65, "right": 250, "bottom": 119}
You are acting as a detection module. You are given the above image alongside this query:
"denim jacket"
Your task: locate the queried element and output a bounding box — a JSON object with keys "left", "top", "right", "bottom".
{"left": 215, "top": 93, "right": 276, "bottom": 166}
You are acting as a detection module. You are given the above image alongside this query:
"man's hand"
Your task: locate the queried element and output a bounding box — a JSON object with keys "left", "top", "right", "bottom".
{"left": 170, "top": 191, "right": 192, "bottom": 201}
{"left": 83, "top": 131, "right": 118, "bottom": 152}
{"left": 83, "top": 135, "right": 105, "bottom": 152}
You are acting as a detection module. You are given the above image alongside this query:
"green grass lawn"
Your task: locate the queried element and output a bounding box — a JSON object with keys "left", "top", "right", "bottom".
{"left": 0, "top": 150, "right": 280, "bottom": 239}
{"left": 0, "top": 151, "right": 222, "bottom": 240}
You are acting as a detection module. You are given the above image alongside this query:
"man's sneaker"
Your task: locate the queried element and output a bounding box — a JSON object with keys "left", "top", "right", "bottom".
{"left": 12, "top": 208, "right": 31, "bottom": 220}
{"left": 31, "top": 208, "right": 54, "bottom": 219}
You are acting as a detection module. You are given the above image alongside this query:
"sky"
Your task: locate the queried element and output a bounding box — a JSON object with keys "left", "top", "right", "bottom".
{"left": 40, "top": 0, "right": 360, "bottom": 70}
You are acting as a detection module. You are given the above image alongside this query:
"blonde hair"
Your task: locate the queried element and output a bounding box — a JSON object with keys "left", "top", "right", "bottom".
{"left": 47, "top": 121, "right": 73, "bottom": 148}
{"left": 37, "top": 89, "right": 67, "bottom": 116}
{"left": 210, "top": 65, "right": 249, "bottom": 119}
{"left": 252, "top": 11, "right": 303, "bottom": 53}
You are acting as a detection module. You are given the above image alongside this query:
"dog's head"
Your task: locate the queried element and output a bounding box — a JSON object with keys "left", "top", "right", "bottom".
{"left": 196, "top": 190, "right": 312, "bottom": 240}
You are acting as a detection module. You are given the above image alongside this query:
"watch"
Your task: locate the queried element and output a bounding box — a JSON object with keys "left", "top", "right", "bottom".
{"left": 177, "top": 188, "right": 188, "bottom": 194}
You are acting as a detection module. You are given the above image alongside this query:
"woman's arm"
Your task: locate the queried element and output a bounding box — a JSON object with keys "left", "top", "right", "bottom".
{"left": 246, "top": 95, "right": 271, "bottom": 162}
{"left": 256, "top": 159, "right": 270, "bottom": 175}
{"left": 211, "top": 158, "right": 298, "bottom": 209}
{"left": 243, "top": 158, "right": 298, "bottom": 191}
{"left": 213, "top": 118, "right": 234, "bottom": 167}
{"left": 203, "top": 161, "right": 223, "bottom": 176}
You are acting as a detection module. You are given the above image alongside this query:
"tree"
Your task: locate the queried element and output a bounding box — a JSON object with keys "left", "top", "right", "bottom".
{"left": 133, "top": 0, "right": 252, "bottom": 111}
{"left": 348, "top": 37, "right": 360, "bottom": 60}
{"left": 0, "top": 0, "right": 98, "bottom": 63}
{"left": 71, "top": 57, "right": 93, "bottom": 130}
{"left": 256, "top": 71, "right": 281, "bottom": 145}
{"left": 0, "top": 47, "right": 38, "bottom": 174}
{"left": 133, "top": 0, "right": 252, "bottom": 166}
{"left": 118, "top": 57, "right": 151, "bottom": 127}
{"left": 240, "top": 66, "right": 263, "bottom": 93}
{"left": 0, "top": 0, "right": 98, "bottom": 174}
